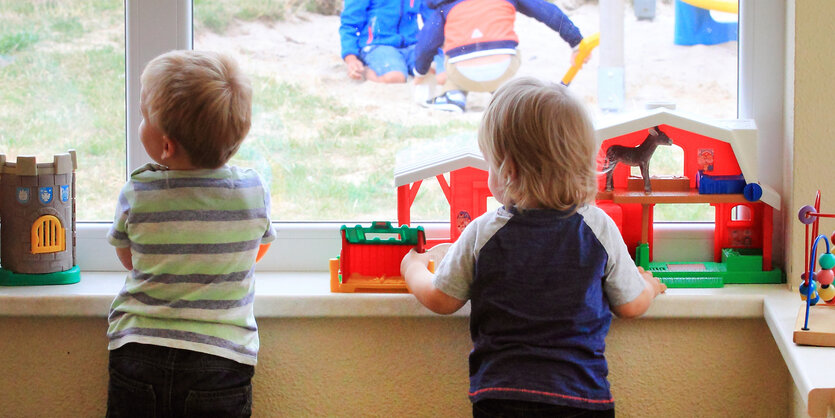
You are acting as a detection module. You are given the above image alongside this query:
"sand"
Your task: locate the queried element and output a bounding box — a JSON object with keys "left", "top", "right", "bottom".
{"left": 195, "top": 0, "right": 737, "bottom": 124}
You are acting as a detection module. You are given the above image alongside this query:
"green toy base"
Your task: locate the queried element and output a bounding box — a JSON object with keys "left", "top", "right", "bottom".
{"left": 0, "top": 265, "right": 81, "bottom": 286}
{"left": 635, "top": 243, "right": 784, "bottom": 288}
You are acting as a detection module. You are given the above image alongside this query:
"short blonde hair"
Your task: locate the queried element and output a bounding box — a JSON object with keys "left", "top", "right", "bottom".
{"left": 141, "top": 50, "right": 252, "bottom": 168}
{"left": 478, "top": 77, "right": 597, "bottom": 211}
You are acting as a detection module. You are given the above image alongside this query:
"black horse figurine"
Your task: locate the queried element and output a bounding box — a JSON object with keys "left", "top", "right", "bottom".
{"left": 602, "top": 126, "right": 673, "bottom": 194}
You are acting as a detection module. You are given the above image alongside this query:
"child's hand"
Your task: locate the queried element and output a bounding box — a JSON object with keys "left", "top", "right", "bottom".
{"left": 571, "top": 49, "right": 591, "bottom": 66}
{"left": 401, "top": 248, "right": 431, "bottom": 277}
{"left": 638, "top": 266, "right": 666, "bottom": 297}
{"left": 344, "top": 54, "right": 365, "bottom": 80}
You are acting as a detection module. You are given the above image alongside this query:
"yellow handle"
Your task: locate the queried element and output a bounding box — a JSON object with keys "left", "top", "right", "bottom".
{"left": 561, "top": 32, "right": 600, "bottom": 86}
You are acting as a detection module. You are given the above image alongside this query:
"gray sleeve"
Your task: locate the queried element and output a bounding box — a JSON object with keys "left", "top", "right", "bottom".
{"left": 432, "top": 209, "right": 511, "bottom": 301}
{"left": 580, "top": 206, "right": 646, "bottom": 307}
{"left": 432, "top": 221, "right": 478, "bottom": 301}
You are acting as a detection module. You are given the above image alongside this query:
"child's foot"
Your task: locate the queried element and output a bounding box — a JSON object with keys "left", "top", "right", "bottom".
{"left": 422, "top": 90, "right": 466, "bottom": 113}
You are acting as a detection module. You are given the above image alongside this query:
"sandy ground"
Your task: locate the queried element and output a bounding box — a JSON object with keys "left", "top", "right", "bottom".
{"left": 195, "top": 0, "right": 737, "bottom": 123}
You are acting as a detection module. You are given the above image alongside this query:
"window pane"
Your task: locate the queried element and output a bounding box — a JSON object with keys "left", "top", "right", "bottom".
{"left": 559, "top": 0, "right": 737, "bottom": 119}
{"left": 192, "top": 0, "right": 736, "bottom": 222}
{"left": 0, "top": 0, "right": 125, "bottom": 221}
{"left": 193, "top": 0, "right": 475, "bottom": 221}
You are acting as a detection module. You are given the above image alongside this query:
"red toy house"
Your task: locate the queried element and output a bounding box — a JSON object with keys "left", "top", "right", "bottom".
{"left": 392, "top": 110, "right": 781, "bottom": 287}
{"left": 595, "top": 109, "right": 781, "bottom": 286}
{"left": 395, "top": 145, "right": 491, "bottom": 245}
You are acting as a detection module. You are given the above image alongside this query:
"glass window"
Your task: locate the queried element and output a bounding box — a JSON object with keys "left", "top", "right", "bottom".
{"left": 0, "top": 0, "right": 125, "bottom": 220}
{"left": 191, "top": 0, "right": 736, "bottom": 223}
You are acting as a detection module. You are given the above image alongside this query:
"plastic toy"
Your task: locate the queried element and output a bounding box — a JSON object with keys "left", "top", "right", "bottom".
{"left": 596, "top": 109, "right": 781, "bottom": 288}
{"left": 330, "top": 221, "right": 432, "bottom": 293}
{"left": 561, "top": 32, "right": 599, "bottom": 87}
{"left": 0, "top": 151, "right": 80, "bottom": 286}
{"left": 392, "top": 109, "right": 780, "bottom": 288}
{"left": 697, "top": 172, "right": 746, "bottom": 194}
{"left": 793, "top": 190, "right": 835, "bottom": 347}
{"left": 395, "top": 142, "right": 490, "bottom": 245}
{"left": 602, "top": 126, "right": 674, "bottom": 194}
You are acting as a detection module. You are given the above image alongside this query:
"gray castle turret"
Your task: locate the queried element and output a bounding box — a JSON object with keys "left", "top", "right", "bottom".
{"left": 0, "top": 150, "right": 79, "bottom": 285}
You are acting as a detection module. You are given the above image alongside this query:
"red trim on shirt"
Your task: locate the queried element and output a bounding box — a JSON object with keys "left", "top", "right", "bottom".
{"left": 469, "top": 387, "right": 615, "bottom": 404}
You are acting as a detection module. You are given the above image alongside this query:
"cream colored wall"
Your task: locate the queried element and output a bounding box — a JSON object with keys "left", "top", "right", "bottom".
{"left": 787, "top": 1, "right": 835, "bottom": 284}
{"left": 0, "top": 317, "right": 790, "bottom": 417}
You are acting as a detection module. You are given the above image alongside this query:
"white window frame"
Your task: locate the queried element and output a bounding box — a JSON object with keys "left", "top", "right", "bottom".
{"left": 76, "top": 0, "right": 787, "bottom": 272}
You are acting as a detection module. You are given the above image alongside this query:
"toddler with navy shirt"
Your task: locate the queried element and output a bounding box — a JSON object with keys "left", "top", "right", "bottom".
{"left": 401, "top": 76, "right": 665, "bottom": 417}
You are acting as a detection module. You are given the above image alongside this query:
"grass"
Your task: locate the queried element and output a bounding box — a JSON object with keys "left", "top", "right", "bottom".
{"left": 232, "top": 76, "right": 476, "bottom": 220}
{"left": 194, "top": 0, "right": 341, "bottom": 33}
{"left": 0, "top": 0, "right": 125, "bottom": 220}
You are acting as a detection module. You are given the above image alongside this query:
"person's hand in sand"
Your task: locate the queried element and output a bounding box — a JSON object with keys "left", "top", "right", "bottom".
{"left": 344, "top": 54, "right": 365, "bottom": 80}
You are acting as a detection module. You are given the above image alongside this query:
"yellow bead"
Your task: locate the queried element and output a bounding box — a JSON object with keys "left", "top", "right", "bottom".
{"left": 818, "top": 284, "right": 835, "bottom": 303}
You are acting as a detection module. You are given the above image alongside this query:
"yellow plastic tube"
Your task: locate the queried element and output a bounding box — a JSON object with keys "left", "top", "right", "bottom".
{"left": 561, "top": 32, "right": 600, "bottom": 87}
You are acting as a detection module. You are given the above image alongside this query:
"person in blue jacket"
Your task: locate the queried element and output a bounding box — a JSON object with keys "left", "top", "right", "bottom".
{"left": 413, "top": 0, "right": 586, "bottom": 112}
{"left": 339, "top": 0, "right": 446, "bottom": 84}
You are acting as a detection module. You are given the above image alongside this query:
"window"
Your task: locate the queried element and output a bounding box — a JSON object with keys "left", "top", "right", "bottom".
{"left": 184, "top": 0, "right": 739, "bottom": 222}
{"left": 4, "top": 0, "right": 782, "bottom": 271}
{"left": 0, "top": 0, "right": 125, "bottom": 220}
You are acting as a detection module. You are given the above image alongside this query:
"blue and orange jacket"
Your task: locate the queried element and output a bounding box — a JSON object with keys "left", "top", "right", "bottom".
{"left": 414, "top": 0, "right": 583, "bottom": 75}
{"left": 339, "top": 0, "right": 432, "bottom": 59}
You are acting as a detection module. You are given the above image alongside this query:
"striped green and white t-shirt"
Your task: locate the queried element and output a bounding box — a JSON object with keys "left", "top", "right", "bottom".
{"left": 106, "top": 163, "right": 276, "bottom": 365}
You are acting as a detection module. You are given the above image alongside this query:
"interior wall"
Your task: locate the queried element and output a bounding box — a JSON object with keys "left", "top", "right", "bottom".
{"left": 787, "top": 1, "right": 835, "bottom": 285}
{"left": 0, "top": 317, "right": 789, "bottom": 417}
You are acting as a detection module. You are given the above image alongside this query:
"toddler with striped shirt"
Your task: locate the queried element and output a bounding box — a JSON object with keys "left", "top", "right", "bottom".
{"left": 106, "top": 50, "right": 275, "bottom": 417}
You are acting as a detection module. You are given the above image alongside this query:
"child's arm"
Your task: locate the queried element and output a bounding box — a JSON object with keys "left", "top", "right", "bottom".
{"left": 610, "top": 267, "right": 666, "bottom": 319}
{"left": 401, "top": 249, "right": 467, "bottom": 315}
{"left": 115, "top": 247, "right": 132, "bottom": 271}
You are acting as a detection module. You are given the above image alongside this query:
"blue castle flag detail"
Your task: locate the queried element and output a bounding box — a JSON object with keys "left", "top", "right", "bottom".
{"left": 39, "top": 187, "right": 53, "bottom": 204}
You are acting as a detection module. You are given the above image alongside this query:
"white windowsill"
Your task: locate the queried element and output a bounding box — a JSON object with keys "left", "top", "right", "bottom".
{"left": 0, "top": 270, "right": 791, "bottom": 319}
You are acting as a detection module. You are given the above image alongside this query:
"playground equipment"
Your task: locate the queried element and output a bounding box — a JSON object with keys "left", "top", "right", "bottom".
{"left": 0, "top": 151, "right": 80, "bottom": 286}
{"left": 675, "top": 0, "right": 738, "bottom": 46}
{"left": 793, "top": 191, "right": 835, "bottom": 347}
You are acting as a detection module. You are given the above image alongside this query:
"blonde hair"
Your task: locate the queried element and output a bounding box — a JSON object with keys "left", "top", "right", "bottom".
{"left": 478, "top": 77, "right": 597, "bottom": 211}
{"left": 141, "top": 50, "right": 252, "bottom": 168}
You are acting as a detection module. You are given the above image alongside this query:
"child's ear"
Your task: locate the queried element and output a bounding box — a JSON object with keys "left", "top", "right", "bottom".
{"left": 161, "top": 135, "right": 177, "bottom": 161}
{"left": 504, "top": 159, "right": 518, "bottom": 182}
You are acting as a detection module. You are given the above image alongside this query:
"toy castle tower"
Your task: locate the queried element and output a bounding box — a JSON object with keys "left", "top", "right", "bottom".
{"left": 0, "top": 150, "right": 80, "bottom": 285}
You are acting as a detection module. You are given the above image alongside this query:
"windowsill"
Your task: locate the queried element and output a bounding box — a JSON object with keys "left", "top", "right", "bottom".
{"left": 0, "top": 273, "right": 831, "bottom": 416}
{"left": 0, "top": 270, "right": 792, "bottom": 319}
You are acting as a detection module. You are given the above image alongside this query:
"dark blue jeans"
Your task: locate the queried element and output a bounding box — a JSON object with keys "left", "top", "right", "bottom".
{"left": 473, "top": 399, "right": 615, "bottom": 418}
{"left": 107, "top": 343, "right": 254, "bottom": 417}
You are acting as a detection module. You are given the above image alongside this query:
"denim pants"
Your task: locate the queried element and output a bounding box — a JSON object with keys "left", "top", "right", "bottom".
{"left": 107, "top": 343, "right": 255, "bottom": 418}
{"left": 472, "top": 399, "right": 615, "bottom": 418}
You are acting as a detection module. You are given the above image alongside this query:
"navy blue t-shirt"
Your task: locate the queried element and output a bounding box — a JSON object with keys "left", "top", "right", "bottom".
{"left": 433, "top": 205, "right": 645, "bottom": 410}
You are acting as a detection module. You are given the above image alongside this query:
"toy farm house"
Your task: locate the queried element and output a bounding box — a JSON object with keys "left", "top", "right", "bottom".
{"left": 393, "top": 109, "right": 782, "bottom": 288}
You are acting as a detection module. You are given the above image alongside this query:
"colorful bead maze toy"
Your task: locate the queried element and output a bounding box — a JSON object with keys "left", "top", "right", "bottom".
{"left": 793, "top": 191, "right": 835, "bottom": 347}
